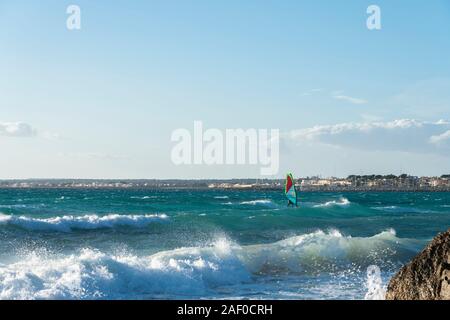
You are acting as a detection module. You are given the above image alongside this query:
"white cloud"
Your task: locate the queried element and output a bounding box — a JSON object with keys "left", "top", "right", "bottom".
{"left": 430, "top": 130, "right": 450, "bottom": 145}
{"left": 0, "top": 122, "right": 37, "bottom": 137}
{"left": 289, "top": 119, "right": 450, "bottom": 155}
{"left": 332, "top": 94, "right": 368, "bottom": 105}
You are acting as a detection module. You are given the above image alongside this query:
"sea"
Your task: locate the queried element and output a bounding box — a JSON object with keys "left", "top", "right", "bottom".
{"left": 0, "top": 188, "right": 449, "bottom": 300}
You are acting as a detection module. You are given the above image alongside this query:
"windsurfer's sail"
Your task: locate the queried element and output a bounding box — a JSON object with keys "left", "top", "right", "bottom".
{"left": 285, "top": 173, "right": 298, "bottom": 206}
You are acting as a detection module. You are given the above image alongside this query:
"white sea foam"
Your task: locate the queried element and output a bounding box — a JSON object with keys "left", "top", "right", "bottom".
{"left": 314, "top": 197, "right": 351, "bottom": 208}
{"left": 0, "top": 213, "right": 168, "bottom": 232}
{"left": 240, "top": 199, "right": 275, "bottom": 207}
{"left": 130, "top": 196, "right": 155, "bottom": 200}
{"left": 214, "top": 196, "right": 229, "bottom": 199}
{"left": 0, "top": 239, "right": 250, "bottom": 300}
{"left": 241, "top": 228, "right": 404, "bottom": 274}
{"left": 0, "top": 229, "right": 411, "bottom": 299}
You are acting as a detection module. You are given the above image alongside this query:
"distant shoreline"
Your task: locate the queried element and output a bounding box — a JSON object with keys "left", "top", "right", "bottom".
{"left": 0, "top": 178, "right": 449, "bottom": 192}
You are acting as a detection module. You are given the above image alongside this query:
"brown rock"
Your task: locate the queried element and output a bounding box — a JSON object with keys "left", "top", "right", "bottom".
{"left": 386, "top": 228, "right": 450, "bottom": 300}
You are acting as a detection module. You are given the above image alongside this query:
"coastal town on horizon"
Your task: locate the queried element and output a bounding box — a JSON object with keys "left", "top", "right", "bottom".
{"left": 1, "top": 174, "right": 450, "bottom": 191}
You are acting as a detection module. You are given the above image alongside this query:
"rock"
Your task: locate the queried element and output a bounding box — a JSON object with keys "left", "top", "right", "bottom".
{"left": 386, "top": 228, "right": 450, "bottom": 300}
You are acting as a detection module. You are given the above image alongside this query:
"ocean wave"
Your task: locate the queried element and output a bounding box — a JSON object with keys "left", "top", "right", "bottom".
{"left": 0, "top": 240, "right": 250, "bottom": 300}
{"left": 0, "top": 213, "right": 168, "bottom": 232}
{"left": 371, "top": 206, "right": 438, "bottom": 214}
{"left": 239, "top": 199, "right": 277, "bottom": 208}
{"left": 241, "top": 228, "right": 416, "bottom": 274}
{"left": 0, "top": 229, "right": 417, "bottom": 299}
{"left": 214, "top": 196, "right": 229, "bottom": 199}
{"left": 313, "top": 197, "right": 351, "bottom": 208}
{"left": 130, "top": 196, "right": 155, "bottom": 200}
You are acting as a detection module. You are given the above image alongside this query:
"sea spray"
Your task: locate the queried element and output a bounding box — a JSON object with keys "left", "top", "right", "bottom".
{"left": 0, "top": 240, "right": 251, "bottom": 300}
{"left": 364, "top": 265, "right": 386, "bottom": 300}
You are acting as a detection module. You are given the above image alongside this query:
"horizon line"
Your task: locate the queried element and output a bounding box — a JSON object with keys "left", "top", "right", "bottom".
{"left": 1, "top": 174, "right": 450, "bottom": 181}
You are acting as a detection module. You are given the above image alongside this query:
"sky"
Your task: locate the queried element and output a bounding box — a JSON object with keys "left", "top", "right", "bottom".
{"left": 1, "top": 0, "right": 450, "bottom": 179}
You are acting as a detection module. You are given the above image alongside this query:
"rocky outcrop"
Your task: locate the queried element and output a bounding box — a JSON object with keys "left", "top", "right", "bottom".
{"left": 386, "top": 228, "right": 450, "bottom": 300}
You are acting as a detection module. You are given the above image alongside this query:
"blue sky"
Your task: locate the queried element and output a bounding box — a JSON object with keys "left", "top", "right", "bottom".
{"left": 1, "top": 0, "right": 450, "bottom": 178}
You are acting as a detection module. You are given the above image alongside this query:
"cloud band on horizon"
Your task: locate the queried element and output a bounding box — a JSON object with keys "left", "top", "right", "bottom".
{"left": 288, "top": 119, "right": 450, "bottom": 155}
{"left": 0, "top": 122, "right": 36, "bottom": 138}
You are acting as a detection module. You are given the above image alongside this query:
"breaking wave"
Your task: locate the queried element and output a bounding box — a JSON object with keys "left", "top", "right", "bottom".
{"left": 0, "top": 229, "right": 418, "bottom": 299}
{"left": 314, "top": 197, "right": 351, "bottom": 208}
{"left": 130, "top": 196, "right": 155, "bottom": 200}
{"left": 241, "top": 228, "right": 415, "bottom": 274}
{"left": 0, "top": 213, "right": 168, "bottom": 232}
{"left": 239, "top": 199, "right": 277, "bottom": 208}
{"left": 0, "top": 239, "right": 250, "bottom": 300}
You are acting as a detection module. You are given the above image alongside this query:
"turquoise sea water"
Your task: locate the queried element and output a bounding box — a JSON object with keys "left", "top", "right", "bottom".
{"left": 0, "top": 188, "right": 449, "bottom": 300}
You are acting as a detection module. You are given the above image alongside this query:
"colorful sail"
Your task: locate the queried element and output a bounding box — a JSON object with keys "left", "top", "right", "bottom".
{"left": 285, "top": 173, "right": 297, "bottom": 205}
